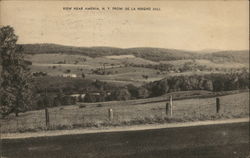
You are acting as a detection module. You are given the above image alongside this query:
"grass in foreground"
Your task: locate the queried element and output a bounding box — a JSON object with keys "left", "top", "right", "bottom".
{"left": 0, "top": 92, "right": 249, "bottom": 133}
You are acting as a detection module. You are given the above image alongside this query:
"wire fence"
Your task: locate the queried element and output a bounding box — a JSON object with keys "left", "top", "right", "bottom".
{"left": 1, "top": 95, "right": 249, "bottom": 133}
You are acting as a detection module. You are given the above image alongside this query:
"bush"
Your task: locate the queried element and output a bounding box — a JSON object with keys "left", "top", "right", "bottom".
{"left": 65, "top": 69, "right": 71, "bottom": 73}
{"left": 109, "top": 88, "right": 131, "bottom": 101}
{"left": 61, "top": 96, "right": 76, "bottom": 105}
{"left": 84, "top": 93, "right": 97, "bottom": 103}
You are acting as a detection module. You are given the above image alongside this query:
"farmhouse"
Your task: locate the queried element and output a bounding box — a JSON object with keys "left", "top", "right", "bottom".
{"left": 70, "top": 94, "right": 86, "bottom": 98}
{"left": 69, "top": 91, "right": 112, "bottom": 102}
{"left": 70, "top": 94, "right": 86, "bottom": 101}
{"left": 62, "top": 74, "right": 77, "bottom": 78}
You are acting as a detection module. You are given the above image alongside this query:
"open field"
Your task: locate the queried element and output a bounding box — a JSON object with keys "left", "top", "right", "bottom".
{"left": 25, "top": 51, "right": 249, "bottom": 86}
{"left": 0, "top": 91, "right": 248, "bottom": 133}
{"left": 160, "top": 59, "right": 248, "bottom": 69}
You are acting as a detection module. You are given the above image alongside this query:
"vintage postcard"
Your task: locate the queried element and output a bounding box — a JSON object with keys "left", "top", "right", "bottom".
{"left": 0, "top": 0, "right": 249, "bottom": 158}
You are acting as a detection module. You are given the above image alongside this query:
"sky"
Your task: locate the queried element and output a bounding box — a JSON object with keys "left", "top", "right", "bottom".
{"left": 1, "top": 1, "right": 249, "bottom": 51}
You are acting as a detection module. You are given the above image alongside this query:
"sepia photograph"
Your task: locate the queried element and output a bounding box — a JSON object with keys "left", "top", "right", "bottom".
{"left": 0, "top": 0, "right": 249, "bottom": 158}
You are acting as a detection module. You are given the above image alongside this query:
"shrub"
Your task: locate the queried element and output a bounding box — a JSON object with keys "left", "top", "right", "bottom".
{"left": 109, "top": 88, "right": 131, "bottom": 101}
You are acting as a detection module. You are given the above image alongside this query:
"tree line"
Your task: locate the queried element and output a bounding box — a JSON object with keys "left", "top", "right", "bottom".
{"left": 144, "top": 72, "right": 249, "bottom": 97}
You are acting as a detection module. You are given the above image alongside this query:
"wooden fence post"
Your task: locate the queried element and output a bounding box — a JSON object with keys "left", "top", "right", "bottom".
{"left": 45, "top": 108, "right": 50, "bottom": 127}
{"left": 108, "top": 108, "right": 113, "bottom": 121}
{"left": 216, "top": 98, "right": 220, "bottom": 113}
{"left": 170, "top": 95, "right": 173, "bottom": 117}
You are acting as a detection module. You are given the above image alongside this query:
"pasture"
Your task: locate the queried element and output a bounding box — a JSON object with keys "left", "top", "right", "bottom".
{"left": 1, "top": 91, "right": 248, "bottom": 133}
{"left": 25, "top": 53, "right": 249, "bottom": 86}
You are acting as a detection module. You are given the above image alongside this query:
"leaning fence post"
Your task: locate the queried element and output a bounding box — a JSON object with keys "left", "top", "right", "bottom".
{"left": 108, "top": 108, "right": 113, "bottom": 121}
{"left": 45, "top": 108, "right": 50, "bottom": 127}
{"left": 216, "top": 98, "right": 220, "bottom": 113}
{"left": 170, "top": 95, "right": 173, "bottom": 117}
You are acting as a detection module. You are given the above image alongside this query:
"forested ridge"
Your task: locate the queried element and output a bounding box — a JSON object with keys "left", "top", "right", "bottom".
{"left": 21, "top": 43, "right": 249, "bottom": 63}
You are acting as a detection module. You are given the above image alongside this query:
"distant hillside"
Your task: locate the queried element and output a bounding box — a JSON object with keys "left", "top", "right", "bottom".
{"left": 19, "top": 44, "right": 196, "bottom": 61}
{"left": 21, "top": 44, "right": 123, "bottom": 56}
{"left": 20, "top": 43, "right": 249, "bottom": 63}
{"left": 202, "top": 50, "right": 249, "bottom": 64}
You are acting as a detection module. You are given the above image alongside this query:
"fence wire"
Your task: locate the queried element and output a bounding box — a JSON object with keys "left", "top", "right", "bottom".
{"left": 1, "top": 96, "right": 249, "bottom": 133}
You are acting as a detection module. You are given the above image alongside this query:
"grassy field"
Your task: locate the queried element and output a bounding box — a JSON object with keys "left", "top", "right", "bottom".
{"left": 25, "top": 53, "right": 249, "bottom": 86}
{"left": 27, "top": 53, "right": 162, "bottom": 85}
{"left": 0, "top": 91, "right": 248, "bottom": 133}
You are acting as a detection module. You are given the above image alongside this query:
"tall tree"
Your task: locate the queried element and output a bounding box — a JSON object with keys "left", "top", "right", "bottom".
{"left": 0, "top": 26, "right": 33, "bottom": 117}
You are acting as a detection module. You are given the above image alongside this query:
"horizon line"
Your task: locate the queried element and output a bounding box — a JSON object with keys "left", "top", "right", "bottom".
{"left": 17, "top": 42, "right": 250, "bottom": 52}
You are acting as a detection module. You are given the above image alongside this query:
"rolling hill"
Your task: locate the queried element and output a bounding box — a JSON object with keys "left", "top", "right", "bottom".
{"left": 16, "top": 43, "right": 249, "bottom": 87}
{"left": 20, "top": 43, "right": 249, "bottom": 63}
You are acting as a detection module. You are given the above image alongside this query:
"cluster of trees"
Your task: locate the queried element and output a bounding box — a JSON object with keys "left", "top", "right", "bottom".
{"left": 33, "top": 77, "right": 109, "bottom": 94}
{"left": 31, "top": 77, "right": 127, "bottom": 105}
{"left": 33, "top": 71, "right": 47, "bottom": 77}
{"left": 129, "top": 63, "right": 175, "bottom": 72}
{"left": 81, "top": 85, "right": 149, "bottom": 103}
{"left": 129, "top": 62, "right": 213, "bottom": 73}
{"left": 179, "top": 62, "right": 209, "bottom": 72}
{"left": 40, "top": 92, "right": 76, "bottom": 108}
{"left": 57, "top": 60, "right": 66, "bottom": 64}
{"left": 33, "top": 92, "right": 77, "bottom": 110}
{"left": 91, "top": 68, "right": 107, "bottom": 75}
{"left": 208, "top": 72, "right": 249, "bottom": 91}
{"left": 145, "top": 75, "right": 213, "bottom": 97}
{"left": 145, "top": 72, "right": 249, "bottom": 97}
{"left": 91, "top": 67, "right": 119, "bottom": 75}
